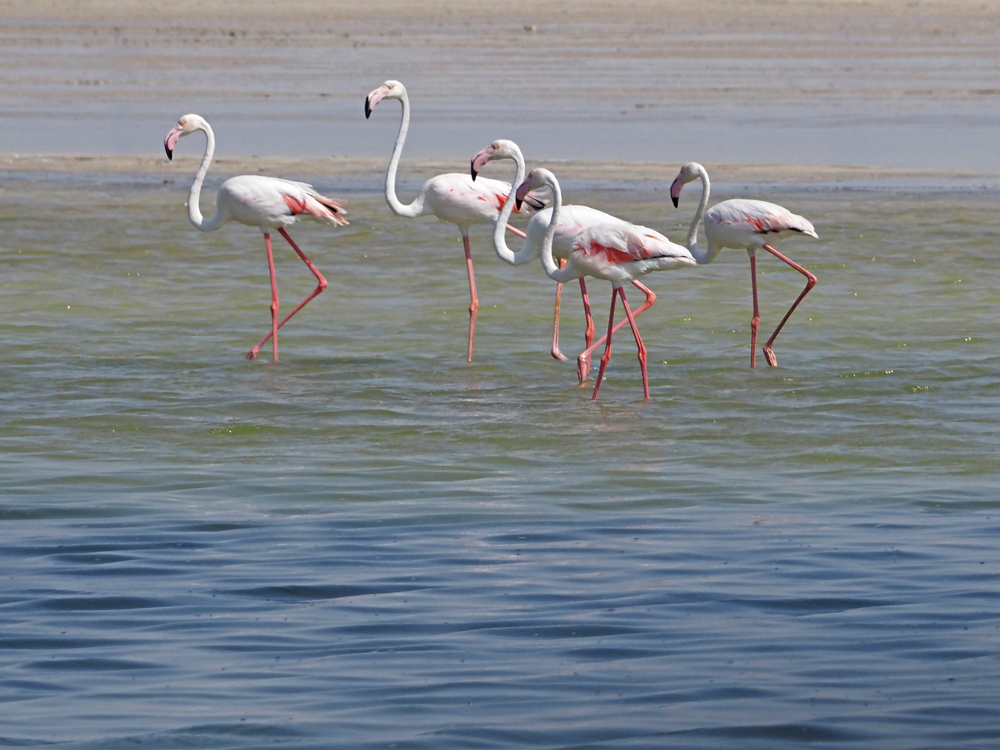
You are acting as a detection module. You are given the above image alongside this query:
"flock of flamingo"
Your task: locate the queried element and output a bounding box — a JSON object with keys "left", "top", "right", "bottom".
{"left": 163, "top": 80, "right": 818, "bottom": 400}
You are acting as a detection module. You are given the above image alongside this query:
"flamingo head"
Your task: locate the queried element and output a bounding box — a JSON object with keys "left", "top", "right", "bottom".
{"left": 669, "top": 162, "right": 705, "bottom": 208}
{"left": 515, "top": 168, "right": 552, "bottom": 211}
{"left": 163, "top": 114, "right": 206, "bottom": 160}
{"left": 365, "top": 80, "right": 406, "bottom": 119}
{"left": 470, "top": 139, "right": 518, "bottom": 181}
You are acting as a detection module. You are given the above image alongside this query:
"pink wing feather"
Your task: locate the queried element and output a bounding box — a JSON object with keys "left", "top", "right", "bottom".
{"left": 575, "top": 223, "right": 692, "bottom": 265}
{"left": 709, "top": 199, "right": 815, "bottom": 237}
{"left": 220, "top": 175, "right": 348, "bottom": 228}
{"left": 274, "top": 179, "right": 348, "bottom": 226}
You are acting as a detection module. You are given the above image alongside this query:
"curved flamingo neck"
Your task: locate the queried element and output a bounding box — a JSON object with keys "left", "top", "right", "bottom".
{"left": 539, "top": 174, "right": 574, "bottom": 283}
{"left": 187, "top": 122, "right": 224, "bottom": 232}
{"left": 491, "top": 146, "right": 537, "bottom": 266}
{"left": 383, "top": 90, "right": 425, "bottom": 218}
{"left": 685, "top": 166, "right": 720, "bottom": 265}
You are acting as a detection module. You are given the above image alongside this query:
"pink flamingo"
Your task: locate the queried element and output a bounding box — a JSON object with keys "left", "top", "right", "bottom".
{"left": 517, "top": 168, "right": 696, "bottom": 400}
{"left": 365, "top": 81, "right": 543, "bottom": 362}
{"left": 163, "top": 114, "right": 348, "bottom": 362}
{"left": 670, "top": 162, "right": 818, "bottom": 367}
{"left": 471, "top": 139, "right": 659, "bottom": 381}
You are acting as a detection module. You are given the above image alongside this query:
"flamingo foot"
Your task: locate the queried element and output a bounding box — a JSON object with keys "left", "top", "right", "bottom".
{"left": 577, "top": 353, "right": 591, "bottom": 382}
{"left": 551, "top": 345, "right": 569, "bottom": 362}
{"left": 246, "top": 347, "right": 260, "bottom": 361}
{"left": 763, "top": 346, "right": 778, "bottom": 367}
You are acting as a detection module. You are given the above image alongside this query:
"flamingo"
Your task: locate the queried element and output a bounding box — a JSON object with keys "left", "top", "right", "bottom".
{"left": 516, "top": 168, "right": 696, "bottom": 399}
{"left": 163, "top": 114, "right": 348, "bottom": 362}
{"left": 670, "top": 162, "right": 818, "bottom": 368}
{"left": 470, "top": 139, "right": 659, "bottom": 381}
{"left": 364, "top": 81, "right": 544, "bottom": 362}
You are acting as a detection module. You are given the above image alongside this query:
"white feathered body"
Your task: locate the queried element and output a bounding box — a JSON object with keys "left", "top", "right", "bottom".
{"left": 570, "top": 222, "right": 697, "bottom": 288}
{"left": 213, "top": 175, "right": 347, "bottom": 230}
{"left": 704, "top": 199, "right": 817, "bottom": 254}
{"left": 418, "top": 173, "right": 540, "bottom": 227}
{"left": 526, "top": 205, "right": 625, "bottom": 260}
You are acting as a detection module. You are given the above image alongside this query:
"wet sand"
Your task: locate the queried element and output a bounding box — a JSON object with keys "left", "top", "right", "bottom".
{"left": 3, "top": 153, "right": 998, "bottom": 188}
{"left": 3, "top": 0, "right": 1000, "bottom": 169}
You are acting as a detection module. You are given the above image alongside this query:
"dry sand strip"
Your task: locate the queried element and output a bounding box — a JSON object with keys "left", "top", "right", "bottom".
{"left": 2, "top": 0, "right": 996, "bottom": 30}
{"left": 1, "top": 154, "right": 996, "bottom": 186}
{"left": 4, "top": 0, "right": 999, "bottom": 170}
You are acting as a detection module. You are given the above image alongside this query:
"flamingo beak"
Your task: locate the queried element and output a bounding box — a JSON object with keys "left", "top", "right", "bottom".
{"left": 470, "top": 145, "right": 495, "bottom": 181}
{"left": 514, "top": 179, "right": 533, "bottom": 211}
{"left": 365, "top": 86, "right": 389, "bottom": 119}
{"left": 163, "top": 122, "right": 184, "bottom": 161}
{"left": 669, "top": 175, "right": 684, "bottom": 208}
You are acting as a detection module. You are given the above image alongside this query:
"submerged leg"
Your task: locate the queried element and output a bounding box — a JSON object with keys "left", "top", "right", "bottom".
{"left": 576, "top": 276, "right": 594, "bottom": 383}
{"left": 760, "top": 243, "right": 817, "bottom": 367}
{"left": 463, "top": 229, "right": 478, "bottom": 363}
{"left": 248, "top": 228, "right": 328, "bottom": 360}
{"left": 578, "top": 280, "right": 656, "bottom": 382}
{"left": 749, "top": 255, "right": 760, "bottom": 369}
{"left": 592, "top": 289, "right": 619, "bottom": 401}
{"left": 581, "top": 278, "right": 595, "bottom": 348}
{"left": 618, "top": 288, "right": 649, "bottom": 399}
{"left": 550, "top": 259, "right": 569, "bottom": 361}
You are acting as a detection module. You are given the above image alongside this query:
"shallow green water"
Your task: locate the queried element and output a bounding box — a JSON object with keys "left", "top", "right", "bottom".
{"left": 1, "top": 172, "right": 999, "bottom": 748}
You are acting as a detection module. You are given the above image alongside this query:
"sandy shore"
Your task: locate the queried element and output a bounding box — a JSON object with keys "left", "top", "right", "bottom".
{"left": 3, "top": 0, "right": 1000, "bottom": 169}
{"left": 3, "top": 154, "right": 997, "bottom": 185}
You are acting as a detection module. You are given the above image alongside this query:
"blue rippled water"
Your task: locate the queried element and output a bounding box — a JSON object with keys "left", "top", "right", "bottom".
{"left": 1, "top": 172, "right": 999, "bottom": 748}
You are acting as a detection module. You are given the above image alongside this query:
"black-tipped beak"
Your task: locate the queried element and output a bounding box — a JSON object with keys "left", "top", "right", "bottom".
{"left": 164, "top": 122, "right": 184, "bottom": 160}
{"left": 515, "top": 179, "right": 532, "bottom": 212}
{"left": 470, "top": 147, "right": 493, "bottom": 182}
{"left": 669, "top": 176, "right": 685, "bottom": 209}
{"left": 365, "top": 87, "right": 389, "bottom": 120}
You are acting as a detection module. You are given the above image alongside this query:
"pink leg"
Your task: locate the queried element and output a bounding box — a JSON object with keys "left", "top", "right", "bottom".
{"left": 550, "top": 259, "right": 569, "bottom": 361}
{"left": 246, "top": 232, "right": 280, "bottom": 362}
{"left": 574, "top": 279, "right": 597, "bottom": 379}
{"left": 760, "top": 243, "right": 817, "bottom": 367}
{"left": 578, "top": 280, "right": 656, "bottom": 382}
{"left": 247, "top": 228, "right": 328, "bottom": 361}
{"left": 749, "top": 255, "right": 760, "bottom": 369}
{"left": 618, "top": 288, "right": 649, "bottom": 399}
{"left": 580, "top": 278, "right": 595, "bottom": 351}
{"left": 505, "top": 224, "right": 527, "bottom": 239}
{"left": 592, "top": 289, "right": 619, "bottom": 401}
{"left": 463, "top": 230, "right": 478, "bottom": 363}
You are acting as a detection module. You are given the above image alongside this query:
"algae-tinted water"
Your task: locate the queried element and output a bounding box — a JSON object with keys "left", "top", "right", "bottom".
{"left": 1, "top": 172, "right": 999, "bottom": 748}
